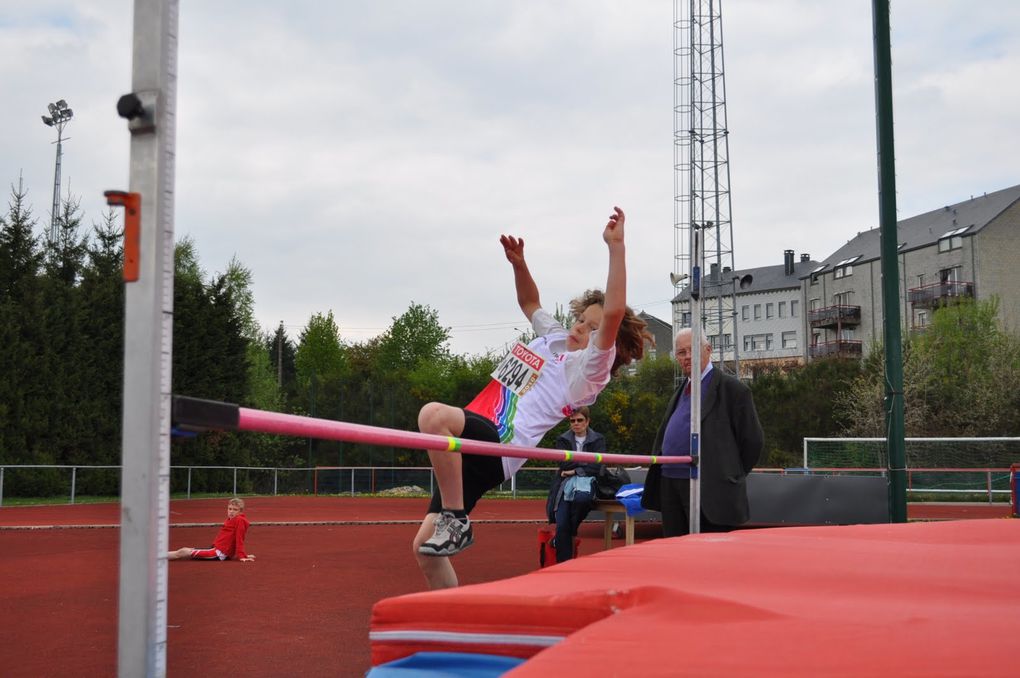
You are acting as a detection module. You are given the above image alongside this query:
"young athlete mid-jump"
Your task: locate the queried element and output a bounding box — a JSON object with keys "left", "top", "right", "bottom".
{"left": 414, "top": 206, "right": 651, "bottom": 590}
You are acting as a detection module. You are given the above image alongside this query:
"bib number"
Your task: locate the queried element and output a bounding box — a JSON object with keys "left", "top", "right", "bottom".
{"left": 491, "top": 343, "right": 545, "bottom": 397}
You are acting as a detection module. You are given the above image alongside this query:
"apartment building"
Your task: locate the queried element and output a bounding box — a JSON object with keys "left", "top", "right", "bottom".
{"left": 804, "top": 183, "right": 1020, "bottom": 359}
{"left": 672, "top": 251, "right": 821, "bottom": 378}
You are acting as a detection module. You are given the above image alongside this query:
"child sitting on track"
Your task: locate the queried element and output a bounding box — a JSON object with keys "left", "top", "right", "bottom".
{"left": 168, "top": 497, "right": 256, "bottom": 562}
{"left": 414, "top": 206, "right": 651, "bottom": 590}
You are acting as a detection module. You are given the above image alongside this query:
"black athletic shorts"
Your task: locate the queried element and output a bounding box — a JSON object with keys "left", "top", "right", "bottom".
{"left": 426, "top": 410, "right": 505, "bottom": 515}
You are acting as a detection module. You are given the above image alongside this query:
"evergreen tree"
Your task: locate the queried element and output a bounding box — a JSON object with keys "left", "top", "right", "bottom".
{"left": 0, "top": 181, "right": 46, "bottom": 470}
{"left": 0, "top": 179, "right": 43, "bottom": 302}
{"left": 37, "top": 196, "right": 91, "bottom": 468}
{"left": 78, "top": 209, "right": 125, "bottom": 473}
{"left": 265, "top": 321, "right": 298, "bottom": 401}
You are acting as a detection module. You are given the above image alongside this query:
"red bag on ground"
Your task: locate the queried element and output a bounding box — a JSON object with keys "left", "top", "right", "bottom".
{"left": 538, "top": 525, "right": 580, "bottom": 568}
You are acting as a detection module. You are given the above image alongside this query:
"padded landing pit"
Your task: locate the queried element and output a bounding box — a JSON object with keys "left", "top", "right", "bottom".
{"left": 371, "top": 519, "right": 1019, "bottom": 675}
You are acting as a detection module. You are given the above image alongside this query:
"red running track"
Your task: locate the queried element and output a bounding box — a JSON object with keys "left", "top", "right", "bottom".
{"left": 0, "top": 497, "right": 1009, "bottom": 677}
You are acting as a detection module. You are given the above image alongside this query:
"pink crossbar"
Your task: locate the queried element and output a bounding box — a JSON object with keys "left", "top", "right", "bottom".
{"left": 237, "top": 407, "right": 690, "bottom": 467}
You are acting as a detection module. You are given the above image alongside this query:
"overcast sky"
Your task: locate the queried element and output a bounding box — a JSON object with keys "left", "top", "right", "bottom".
{"left": 3, "top": 1, "right": 1018, "bottom": 356}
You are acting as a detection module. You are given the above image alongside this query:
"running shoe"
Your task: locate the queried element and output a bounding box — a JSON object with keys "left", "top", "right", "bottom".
{"left": 418, "top": 511, "right": 474, "bottom": 557}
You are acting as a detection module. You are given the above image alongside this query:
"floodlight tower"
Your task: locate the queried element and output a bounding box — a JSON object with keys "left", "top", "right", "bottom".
{"left": 672, "top": 0, "right": 737, "bottom": 371}
{"left": 41, "top": 99, "right": 74, "bottom": 243}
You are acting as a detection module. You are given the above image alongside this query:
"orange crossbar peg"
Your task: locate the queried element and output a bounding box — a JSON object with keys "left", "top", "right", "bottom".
{"left": 104, "top": 190, "right": 141, "bottom": 282}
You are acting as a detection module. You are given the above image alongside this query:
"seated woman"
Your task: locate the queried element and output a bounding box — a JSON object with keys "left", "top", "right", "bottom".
{"left": 545, "top": 406, "right": 605, "bottom": 563}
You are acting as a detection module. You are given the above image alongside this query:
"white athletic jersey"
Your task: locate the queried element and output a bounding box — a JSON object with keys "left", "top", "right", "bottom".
{"left": 465, "top": 308, "right": 615, "bottom": 479}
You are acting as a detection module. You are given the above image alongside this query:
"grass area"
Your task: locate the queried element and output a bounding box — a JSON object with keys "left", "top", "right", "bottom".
{"left": 0, "top": 492, "right": 265, "bottom": 507}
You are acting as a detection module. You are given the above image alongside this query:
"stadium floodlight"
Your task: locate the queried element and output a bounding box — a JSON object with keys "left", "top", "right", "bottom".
{"left": 41, "top": 99, "right": 74, "bottom": 242}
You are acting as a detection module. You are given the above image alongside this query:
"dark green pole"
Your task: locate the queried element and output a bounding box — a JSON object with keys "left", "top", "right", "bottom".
{"left": 308, "top": 369, "right": 317, "bottom": 492}
{"left": 872, "top": 0, "right": 908, "bottom": 522}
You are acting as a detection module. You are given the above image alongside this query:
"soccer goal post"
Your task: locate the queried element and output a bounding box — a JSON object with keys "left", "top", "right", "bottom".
{"left": 802, "top": 437, "right": 1020, "bottom": 470}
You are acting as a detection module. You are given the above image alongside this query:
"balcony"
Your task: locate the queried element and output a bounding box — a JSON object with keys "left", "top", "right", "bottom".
{"left": 809, "top": 340, "right": 863, "bottom": 359}
{"left": 908, "top": 281, "right": 975, "bottom": 309}
{"left": 808, "top": 304, "right": 861, "bottom": 329}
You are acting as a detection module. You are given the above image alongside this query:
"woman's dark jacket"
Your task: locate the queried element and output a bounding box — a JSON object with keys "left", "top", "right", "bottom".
{"left": 545, "top": 428, "right": 607, "bottom": 522}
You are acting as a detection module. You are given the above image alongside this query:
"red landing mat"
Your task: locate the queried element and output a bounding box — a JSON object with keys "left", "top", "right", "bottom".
{"left": 371, "top": 519, "right": 1019, "bottom": 676}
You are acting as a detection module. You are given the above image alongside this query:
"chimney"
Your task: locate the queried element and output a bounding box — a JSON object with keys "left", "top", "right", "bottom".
{"left": 800, "top": 253, "right": 810, "bottom": 262}
{"left": 783, "top": 249, "right": 795, "bottom": 276}
{"left": 709, "top": 262, "right": 719, "bottom": 281}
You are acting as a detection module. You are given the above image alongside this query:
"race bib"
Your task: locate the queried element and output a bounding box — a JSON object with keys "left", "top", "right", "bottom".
{"left": 491, "top": 342, "right": 545, "bottom": 397}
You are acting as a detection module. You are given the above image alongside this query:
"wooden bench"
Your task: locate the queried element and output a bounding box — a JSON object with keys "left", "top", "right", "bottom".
{"left": 593, "top": 499, "right": 636, "bottom": 548}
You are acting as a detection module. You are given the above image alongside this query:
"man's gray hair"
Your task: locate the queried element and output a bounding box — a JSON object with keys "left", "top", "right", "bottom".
{"left": 674, "top": 327, "right": 710, "bottom": 349}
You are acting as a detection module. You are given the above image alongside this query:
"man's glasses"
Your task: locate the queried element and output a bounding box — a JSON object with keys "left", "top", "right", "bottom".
{"left": 569, "top": 418, "right": 586, "bottom": 424}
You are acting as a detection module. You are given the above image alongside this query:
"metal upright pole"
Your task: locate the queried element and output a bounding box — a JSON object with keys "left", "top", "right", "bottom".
{"left": 689, "top": 227, "right": 703, "bottom": 535}
{"left": 115, "top": 1, "right": 178, "bottom": 676}
{"left": 51, "top": 131, "right": 63, "bottom": 241}
{"left": 872, "top": 0, "right": 907, "bottom": 523}
{"left": 731, "top": 277, "right": 740, "bottom": 378}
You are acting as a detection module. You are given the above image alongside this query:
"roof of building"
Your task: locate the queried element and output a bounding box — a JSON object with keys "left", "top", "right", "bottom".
{"left": 638, "top": 310, "right": 671, "bottom": 331}
{"left": 672, "top": 257, "right": 822, "bottom": 302}
{"left": 807, "top": 183, "right": 1020, "bottom": 278}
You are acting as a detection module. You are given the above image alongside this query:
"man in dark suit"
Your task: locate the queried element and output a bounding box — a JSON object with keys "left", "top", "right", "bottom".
{"left": 641, "top": 328, "right": 763, "bottom": 537}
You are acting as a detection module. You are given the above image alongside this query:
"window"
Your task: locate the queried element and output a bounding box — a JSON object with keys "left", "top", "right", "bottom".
{"left": 766, "top": 303, "right": 774, "bottom": 319}
{"left": 723, "top": 333, "right": 732, "bottom": 348}
{"left": 839, "top": 327, "right": 855, "bottom": 341}
{"left": 833, "top": 256, "right": 860, "bottom": 279}
{"left": 791, "top": 300, "right": 799, "bottom": 317}
{"left": 746, "top": 333, "right": 772, "bottom": 352}
{"left": 833, "top": 291, "right": 853, "bottom": 306}
{"left": 916, "top": 273, "right": 925, "bottom": 287}
{"left": 778, "top": 301, "right": 787, "bottom": 318}
{"left": 809, "top": 298, "right": 820, "bottom": 311}
{"left": 940, "top": 267, "right": 960, "bottom": 284}
{"left": 709, "top": 334, "right": 722, "bottom": 351}
{"left": 812, "top": 332, "right": 821, "bottom": 346}
{"left": 938, "top": 236, "right": 961, "bottom": 252}
{"left": 741, "top": 305, "right": 750, "bottom": 321}
{"left": 915, "top": 310, "right": 929, "bottom": 328}
{"left": 754, "top": 304, "right": 762, "bottom": 320}
{"left": 937, "top": 225, "right": 969, "bottom": 252}
{"left": 680, "top": 311, "right": 691, "bottom": 327}
{"left": 809, "top": 264, "right": 826, "bottom": 285}
{"left": 782, "top": 331, "right": 797, "bottom": 349}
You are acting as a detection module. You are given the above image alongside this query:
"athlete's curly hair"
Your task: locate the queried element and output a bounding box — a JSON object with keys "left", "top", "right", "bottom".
{"left": 570, "top": 289, "right": 654, "bottom": 376}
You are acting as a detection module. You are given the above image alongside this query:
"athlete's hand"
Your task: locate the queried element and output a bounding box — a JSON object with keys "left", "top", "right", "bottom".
{"left": 603, "top": 206, "right": 625, "bottom": 246}
{"left": 240, "top": 555, "right": 256, "bottom": 562}
{"left": 500, "top": 235, "right": 526, "bottom": 267}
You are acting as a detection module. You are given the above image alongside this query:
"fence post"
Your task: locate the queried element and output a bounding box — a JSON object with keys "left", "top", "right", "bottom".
{"left": 71, "top": 467, "right": 77, "bottom": 505}
{"left": 187, "top": 467, "right": 192, "bottom": 499}
{"left": 0, "top": 467, "right": 4, "bottom": 507}
{"left": 233, "top": 468, "right": 237, "bottom": 496}
{"left": 987, "top": 470, "right": 993, "bottom": 504}
{"left": 274, "top": 468, "right": 279, "bottom": 496}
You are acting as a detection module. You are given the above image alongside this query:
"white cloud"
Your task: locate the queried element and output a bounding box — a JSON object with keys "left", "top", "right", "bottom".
{"left": 1, "top": 0, "right": 1017, "bottom": 357}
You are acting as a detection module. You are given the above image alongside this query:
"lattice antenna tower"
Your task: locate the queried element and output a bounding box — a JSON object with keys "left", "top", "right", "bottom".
{"left": 673, "top": 0, "right": 737, "bottom": 368}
